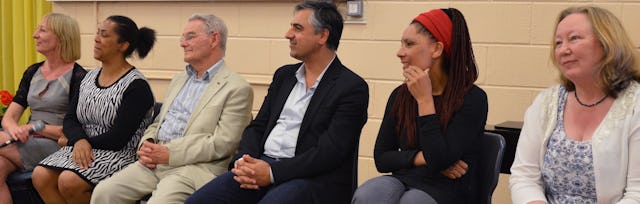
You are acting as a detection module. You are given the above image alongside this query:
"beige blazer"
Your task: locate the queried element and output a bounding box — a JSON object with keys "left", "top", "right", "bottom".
{"left": 140, "top": 64, "right": 253, "bottom": 188}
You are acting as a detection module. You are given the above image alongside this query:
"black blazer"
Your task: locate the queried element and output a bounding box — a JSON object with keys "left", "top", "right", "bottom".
{"left": 233, "top": 57, "right": 369, "bottom": 203}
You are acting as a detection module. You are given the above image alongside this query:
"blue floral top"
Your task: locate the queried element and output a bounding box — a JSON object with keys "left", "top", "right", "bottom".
{"left": 542, "top": 87, "right": 597, "bottom": 204}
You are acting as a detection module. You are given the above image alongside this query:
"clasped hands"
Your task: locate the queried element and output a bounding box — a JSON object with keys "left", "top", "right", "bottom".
{"left": 137, "top": 140, "right": 170, "bottom": 169}
{"left": 441, "top": 160, "right": 468, "bottom": 179}
{"left": 415, "top": 151, "right": 468, "bottom": 179}
{"left": 231, "top": 154, "right": 271, "bottom": 190}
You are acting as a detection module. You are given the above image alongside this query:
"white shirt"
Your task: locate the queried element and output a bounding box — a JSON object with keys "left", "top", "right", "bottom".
{"left": 262, "top": 58, "right": 333, "bottom": 159}
{"left": 156, "top": 60, "right": 223, "bottom": 142}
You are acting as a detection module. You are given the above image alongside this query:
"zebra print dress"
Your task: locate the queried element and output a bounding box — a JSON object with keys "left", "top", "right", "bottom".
{"left": 39, "top": 67, "right": 154, "bottom": 185}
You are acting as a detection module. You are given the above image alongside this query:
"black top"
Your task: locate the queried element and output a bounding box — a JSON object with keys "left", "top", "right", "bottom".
{"left": 374, "top": 85, "right": 488, "bottom": 204}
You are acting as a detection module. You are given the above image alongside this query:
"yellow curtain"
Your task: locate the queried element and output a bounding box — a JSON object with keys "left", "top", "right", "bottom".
{"left": 1, "top": 0, "right": 51, "bottom": 123}
{"left": 1, "top": 0, "right": 51, "bottom": 92}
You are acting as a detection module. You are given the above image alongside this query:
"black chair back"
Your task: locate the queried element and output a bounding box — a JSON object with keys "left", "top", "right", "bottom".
{"left": 152, "top": 102, "right": 163, "bottom": 121}
{"left": 352, "top": 136, "right": 360, "bottom": 195}
{"left": 476, "top": 132, "right": 506, "bottom": 204}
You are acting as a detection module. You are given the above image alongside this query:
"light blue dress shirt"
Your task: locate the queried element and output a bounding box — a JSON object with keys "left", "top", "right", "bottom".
{"left": 263, "top": 57, "right": 333, "bottom": 159}
{"left": 156, "top": 60, "right": 223, "bottom": 142}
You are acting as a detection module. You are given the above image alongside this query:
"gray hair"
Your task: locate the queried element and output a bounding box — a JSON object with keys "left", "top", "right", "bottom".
{"left": 189, "top": 14, "right": 228, "bottom": 55}
{"left": 295, "top": 8, "right": 323, "bottom": 34}
{"left": 293, "top": 1, "right": 343, "bottom": 51}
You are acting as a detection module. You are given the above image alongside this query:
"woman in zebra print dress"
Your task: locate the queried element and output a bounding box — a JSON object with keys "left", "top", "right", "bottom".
{"left": 32, "top": 15, "right": 156, "bottom": 204}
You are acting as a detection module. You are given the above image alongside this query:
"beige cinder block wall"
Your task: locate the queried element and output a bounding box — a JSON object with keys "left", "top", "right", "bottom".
{"left": 52, "top": 1, "right": 640, "bottom": 203}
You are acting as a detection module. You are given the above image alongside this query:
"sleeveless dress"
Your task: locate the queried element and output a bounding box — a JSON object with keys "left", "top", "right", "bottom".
{"left": 38, "top": 67, "right": 154, "bottom": 185}
{"left": 18, "top": 68, "right": 72, "bottom": 170}
{"left": 542, "top": 87, "right": 597, "bottom": 203}
{"left": 10, "top": 62, "right": 86, "bottom": 170}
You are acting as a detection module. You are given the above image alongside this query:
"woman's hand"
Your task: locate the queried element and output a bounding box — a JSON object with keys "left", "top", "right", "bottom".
{"left": 0, "top": 131, "right": 14, "bottom": 145}
{"left": 403, "top": 65, "right": 433, "bottom": 104}
{"left": 404, "top": 66, "right": 436, "bottom": 115}
{"left": 57, "top": 135, "right": 68, "bottom": 147}
{"left": 413, "top": 151, "right": 427, "bottom": 166}
{"left": 440, "top": 160, "right": 469, "bottom": 179}
{"left": 6, "top": 124, "right": 32, "bottom": 143}
{"left": 72, "top": 139, "right": 94, "bottom": 169}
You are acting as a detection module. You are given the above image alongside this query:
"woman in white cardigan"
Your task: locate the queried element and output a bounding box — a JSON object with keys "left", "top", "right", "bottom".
{"left": 510, "top": 6, "right": 640, "bottom": 204}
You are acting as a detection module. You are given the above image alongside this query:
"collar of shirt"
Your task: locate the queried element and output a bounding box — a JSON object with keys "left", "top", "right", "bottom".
{"left": 296, "top": 55, "right": 335, "bottom": 89}
{"left": 185, "top": 59, "right": 224, "bottom": 82}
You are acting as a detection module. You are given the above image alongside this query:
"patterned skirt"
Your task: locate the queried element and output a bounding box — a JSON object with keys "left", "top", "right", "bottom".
{"left": 38, "top": 146, "right": 138, "bottom": 185}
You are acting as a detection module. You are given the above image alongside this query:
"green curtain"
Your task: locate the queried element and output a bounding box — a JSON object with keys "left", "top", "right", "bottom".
{"left": 1, "top": 0, "right": 51, "bottom": 92}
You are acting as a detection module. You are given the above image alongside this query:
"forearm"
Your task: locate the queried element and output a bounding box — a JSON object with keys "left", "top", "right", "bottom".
{"left": 417, "top": 99, "right": 435, "bottom": 116}
{"left": 1, "top": 117, "right": 19, "bottom": 130}
{"left": 418, "top": 88, "right": 487, "bottom": 172}
{"left": 89, "top": 80, "right": 154, "bottom": 150}
{"left": 139, "top": 122, "right": 160, "bottom": 148}
{"left": 374, "top": 150, "right": 420, "bottom": 172}
{"left": 2, "top": 103, "right": 25, "bottom": 129}
{"left": 412, "top": 151, "right": 426, "bottom": 166}
{"left": 38, "top": 125, "right": 64, "bottom": 140}
{"left": 166, "top": 133, "right": 236, "bottom": 166}
{"left": 168, "top": 115, "right": 250, "bottom": 166}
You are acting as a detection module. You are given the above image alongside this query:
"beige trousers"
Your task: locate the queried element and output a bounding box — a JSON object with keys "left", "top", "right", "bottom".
{"left": 91, "top": 161, "right": 197, "bottom": 204}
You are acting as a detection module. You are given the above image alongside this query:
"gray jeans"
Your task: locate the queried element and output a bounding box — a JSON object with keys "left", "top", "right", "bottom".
{"left": 352, "top": 176, "right": 437, "bottom": 204}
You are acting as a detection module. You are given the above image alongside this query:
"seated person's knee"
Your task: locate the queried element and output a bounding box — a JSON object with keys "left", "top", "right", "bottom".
{"left": 58, "top": 170, "right": 88, "bottom": 196}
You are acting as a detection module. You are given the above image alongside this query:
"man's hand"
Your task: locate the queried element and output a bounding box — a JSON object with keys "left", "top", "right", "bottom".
{"left": 137, "top": 141, "right": 170, "bottom": 169}
{"left": 440, "top": 160, "right": 468, "bottom": 179}
{"left": 232, "top": 154, "right": 271, "bottom": 189}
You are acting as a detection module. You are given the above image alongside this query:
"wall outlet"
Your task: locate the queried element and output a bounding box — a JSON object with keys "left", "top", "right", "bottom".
{"left": 347, "top": 1, "right": 363, "bottom": 17}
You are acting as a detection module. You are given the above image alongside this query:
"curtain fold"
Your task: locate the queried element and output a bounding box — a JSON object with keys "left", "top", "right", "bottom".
{"left": 1, "top": 0, "right": 51, "bottom": 92}
{"left": 1, "top": 0, "right": 51, "bottom": 123}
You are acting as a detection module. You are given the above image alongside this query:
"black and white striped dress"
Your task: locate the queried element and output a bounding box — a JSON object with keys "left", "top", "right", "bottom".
{"left": 39, "top": 67, "right": 154, "bottom": 185}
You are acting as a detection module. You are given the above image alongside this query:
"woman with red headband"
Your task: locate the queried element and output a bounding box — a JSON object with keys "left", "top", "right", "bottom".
{"left": 352, "top": 8, "right": 487, "bottom": 204}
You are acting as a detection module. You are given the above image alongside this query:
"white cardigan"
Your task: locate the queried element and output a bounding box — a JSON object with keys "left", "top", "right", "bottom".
{"left": 510, "top": 82, "right": 640, "bottom": 204}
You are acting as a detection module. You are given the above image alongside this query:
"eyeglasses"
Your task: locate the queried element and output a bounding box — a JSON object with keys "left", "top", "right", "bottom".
{"left": 181, "top": 31, "right": 217, "bottom": 42}
{"left": 180, "top": 33, "right": 200, "bottom": 42}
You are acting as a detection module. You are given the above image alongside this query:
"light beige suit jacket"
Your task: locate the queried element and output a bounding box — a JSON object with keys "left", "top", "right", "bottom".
{"left": 140, "top": 64, "right": 253, "bottom": 188}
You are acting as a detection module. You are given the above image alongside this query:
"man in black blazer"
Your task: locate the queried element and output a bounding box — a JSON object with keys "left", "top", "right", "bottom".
{"left": 185, "top": 1, "right": 369, "bottom": 204}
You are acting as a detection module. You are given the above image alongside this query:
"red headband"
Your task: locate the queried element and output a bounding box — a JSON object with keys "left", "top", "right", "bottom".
{"left": 413, "top": 9, "right": 452, "bottom": 58}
